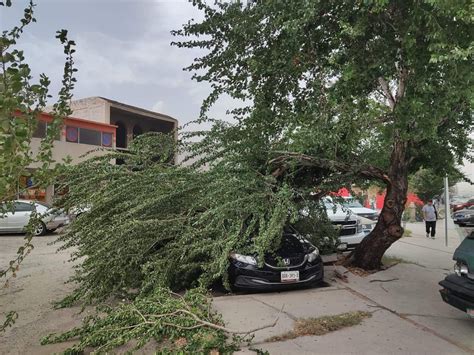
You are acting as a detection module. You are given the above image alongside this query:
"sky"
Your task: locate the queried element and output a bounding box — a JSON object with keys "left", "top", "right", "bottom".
{"left": 1, "top": 0, "right": 232, "bottom": 128}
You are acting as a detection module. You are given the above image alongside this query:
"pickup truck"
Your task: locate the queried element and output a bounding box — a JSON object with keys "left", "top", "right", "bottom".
{"left": 324, "top": 200, "right": 370, "bottom": 250}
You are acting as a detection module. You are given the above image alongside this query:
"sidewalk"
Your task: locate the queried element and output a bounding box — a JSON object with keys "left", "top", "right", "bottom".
{"left": 386, "top": 221, "right": 467, "bottom": 270}
{"left": 213, "top": 221, "right": 474, "bottom": 354}
{"left": 213, "top": 275, "right": 474, "bottom": 355}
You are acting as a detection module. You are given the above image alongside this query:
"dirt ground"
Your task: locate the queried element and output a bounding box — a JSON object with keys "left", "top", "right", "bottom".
{"left": 0, "top": 233, "right": 86, "bottom": 354}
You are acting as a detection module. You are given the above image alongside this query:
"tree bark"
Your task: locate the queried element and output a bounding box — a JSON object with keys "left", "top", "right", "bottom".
{"left": 348, "top": 139, "right": 409, "bottom": 270}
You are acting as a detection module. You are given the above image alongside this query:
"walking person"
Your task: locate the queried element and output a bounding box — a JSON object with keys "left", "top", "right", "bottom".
{"left": 422, "top": 199, "right": 437, "bottom": 239}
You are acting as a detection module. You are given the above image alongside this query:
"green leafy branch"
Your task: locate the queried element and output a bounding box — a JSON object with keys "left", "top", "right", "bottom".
{"left": 0, "top": 0, "right": 76, "bottom": 332}
{"left": 42, "top": 287, "right": 277, "bottom": 354}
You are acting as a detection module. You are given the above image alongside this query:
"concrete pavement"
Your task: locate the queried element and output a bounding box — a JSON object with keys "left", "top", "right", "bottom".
{"left": 214, "top": 222, "right": 474, "bottom": 354}
{"left": 1, "top": 221, "right": 473, "bottom": 354}
{"left": 386, "top": 220, "right": 469, "bottom": 270}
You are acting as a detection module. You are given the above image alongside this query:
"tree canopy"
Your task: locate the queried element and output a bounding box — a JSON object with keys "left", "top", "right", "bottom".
{"left": 409, "top": 167, "right": 462, "bottom": 203}
{"left": 172, "top": 0, "right": 473, "bottom": 268}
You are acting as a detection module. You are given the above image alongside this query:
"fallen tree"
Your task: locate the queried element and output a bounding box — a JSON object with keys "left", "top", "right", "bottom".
{"left": 55, "top": 133, "right": 338, "bottom": 305}
{"left": 50, "top": 133, "right": 337, "bottom": 352}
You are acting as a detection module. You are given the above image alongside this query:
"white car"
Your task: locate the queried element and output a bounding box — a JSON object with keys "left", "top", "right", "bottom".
{"left": 341, "top": 196, "right": 379, "bottom": 221}
{"left": 323, "top": 200, "right": 368, "bottom": 250}
{"left": 0, "top": 200, "right": 69, "bottom": 236}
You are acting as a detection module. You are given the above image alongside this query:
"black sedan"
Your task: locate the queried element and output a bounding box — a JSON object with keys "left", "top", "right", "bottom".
{"left": 228, "top": 233, "right": 324, "bottom": 291}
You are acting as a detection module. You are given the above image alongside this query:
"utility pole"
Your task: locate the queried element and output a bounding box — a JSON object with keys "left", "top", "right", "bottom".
{"left": 444, "top": 174, "right": 449, "bottom": 247}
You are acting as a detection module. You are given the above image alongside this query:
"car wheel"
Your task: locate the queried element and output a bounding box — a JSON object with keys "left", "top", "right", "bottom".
{"left": 33, "top": 221, "right": 47, "bottom": 236}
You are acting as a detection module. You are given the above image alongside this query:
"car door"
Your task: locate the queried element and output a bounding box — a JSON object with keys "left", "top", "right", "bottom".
{"left": 8, "top": 202, "right": 35, "bottom": 232}
{"left": 0, "top": 203, "right": 13, "bottom": 232}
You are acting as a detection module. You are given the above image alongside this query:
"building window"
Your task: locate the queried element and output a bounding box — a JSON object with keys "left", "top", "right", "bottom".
{"left": 79, "top": 128, "right": 101, "bottom": 146}
{"left": 33, "top": 121, "right": 60, "bottom": 140}
{"left": 66, "top": 126, "right": 79, "bottom": 142}
{"left": 102, "top": 132, "right": 113, "bottom": 147}
{"left": 66, "top": 126, "right": 114, "bottom": 147}
{"left": 33, "top": 121, "right": 47, "bottom": 138}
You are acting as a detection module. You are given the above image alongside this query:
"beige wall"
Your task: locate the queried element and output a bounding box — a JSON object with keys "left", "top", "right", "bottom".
{"left": 69, "top": 97, "right": 110, "bottom": 124}
{"left": 29, "top": 138, "right": 109, "bottom": 167}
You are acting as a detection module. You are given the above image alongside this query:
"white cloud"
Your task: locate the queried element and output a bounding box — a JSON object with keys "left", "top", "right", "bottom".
{"left": 9, "top": 1, "right": 243, "bottom": 128}
{"left": 151, "top": 100, "right": 165, "bottom": 112}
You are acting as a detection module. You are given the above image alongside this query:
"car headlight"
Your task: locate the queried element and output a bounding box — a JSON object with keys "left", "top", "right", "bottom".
{"left": 229, "top": 253, "right": 257, "bottom": 266}
{"left": 337, "top": 243, "right": 348, "bottom": 251}
{"left": 307, "top": 248, "right": 320, "bottom": 263}
{"left": 356, "top": 220, "right": 363, "bottom": 233}
{"left": 454, "top": 261, "right": 468, "bottom": 276}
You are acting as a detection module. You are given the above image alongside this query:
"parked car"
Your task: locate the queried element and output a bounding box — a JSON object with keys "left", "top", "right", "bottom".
{"left": 439, "top": 232, "right": 474, "bottom": 318}
{"left": 358, "top": 216, "right": 377, "bottom": 235}
{"left": 451, "top": 197, "right": 474, "bottom": 212}
{"left": 341, "top": 196, "right": 379, "bottom": 221}
{"left": 67, "top": 205, "right": 91, "bottom": 221}
{"left": 228, "top": 232, "right": 323, "bottom": 291}
{"left": 0, "top": 200, "right": 69, "bottom": 236}
{"left": 324, "top": 199, "right": 368, "bottom": 250}
{"left": 453, "top": 206, "right": 474, "bottom": 227}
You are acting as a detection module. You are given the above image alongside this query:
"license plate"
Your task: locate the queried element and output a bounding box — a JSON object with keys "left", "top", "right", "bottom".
{"left": 468, "top": 309, "right": 474, "bottom": 318}
{"left": 281, "top": 271, "right": 299, "bottom": 283}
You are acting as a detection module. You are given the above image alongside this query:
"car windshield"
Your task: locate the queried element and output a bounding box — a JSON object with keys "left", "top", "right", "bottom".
{"left": 35, "top": 201, "right": 51, "bottom": 209}
{"left": 343, "top": 199, "right": 363, "bottom": 208}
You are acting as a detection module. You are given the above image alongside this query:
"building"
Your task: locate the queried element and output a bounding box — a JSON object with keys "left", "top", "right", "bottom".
{"left": 22, "top": 97, "right": 178, "bottom": 204}
{"left": 68, "top": 97, "right": 178, "bottom": 149}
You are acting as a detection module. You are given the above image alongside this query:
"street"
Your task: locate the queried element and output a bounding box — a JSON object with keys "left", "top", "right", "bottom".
{"left": 0, "top": 222, "right": 473, "bottom": 354}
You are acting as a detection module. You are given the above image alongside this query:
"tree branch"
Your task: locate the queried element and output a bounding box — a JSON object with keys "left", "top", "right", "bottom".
{"left": 174, "top": 309, "right": 280, "bottom": 335}
{"left": 270, "top": 152, "right": 391, "bottom": 184}
{"left": 395, "top": 68, "right": 408, "bottom": 103}
{"left": 147, "top": 308, "right": 280, "bottom": 335}
{"left": 378, "top": 77, "right": 396, "bottom": 110}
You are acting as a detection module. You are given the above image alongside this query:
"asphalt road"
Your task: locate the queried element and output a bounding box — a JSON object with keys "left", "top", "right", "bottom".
{"left": 0, "top": 233, "right": 85, "bottom": 354}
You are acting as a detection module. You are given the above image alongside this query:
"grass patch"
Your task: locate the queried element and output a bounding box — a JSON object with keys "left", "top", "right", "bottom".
{"left": 402, "top": 229, "right": 412, "bottom": 237}
{"left": 382, "top": 255, "right": 406, "bottom": 266}
{"left": 266, "top": 311, "right": 371, "bottom": 342}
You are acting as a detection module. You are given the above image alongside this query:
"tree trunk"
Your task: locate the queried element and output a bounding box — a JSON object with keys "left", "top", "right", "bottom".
{"left": 348, "top": 140, "right": 409, "bottom": 270}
